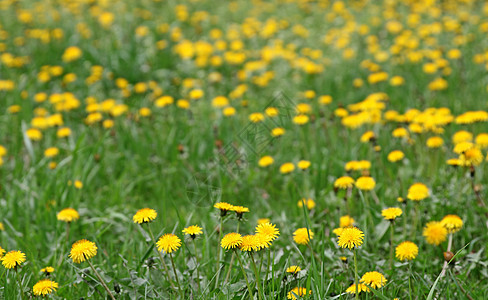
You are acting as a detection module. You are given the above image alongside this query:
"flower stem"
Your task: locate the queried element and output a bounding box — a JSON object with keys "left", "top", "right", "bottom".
{"left": 87, "top": 260, "right": 116, "bottom": 300}
{"left": 65, "top": 222, "right": 70, "bottom": 244}
{"left": 389, "top": 222, "right": 394, "bottom": 271}
{"left": 15, "top": 269, "right": 26, "bottom": 300}
{"left": 147, "top": 226, "right": 175, "bottom": 289}
{"left": 193, "top": 240, "right": 201, "bottom": 292}
{"left": 235, "top": 250, "right": 254, "bottom": 299}
{"left": 250, "top": 252, "right": 263, "bottom": 300}
{"left": 214, "top": 217, "right": 223, "bottom": 289}
{"left": 353, "top": 249, "right": 359, "bottom": 300}
{"left": 170, "top": 253, "right": 184, "bottom": 299}
{"left": 264, "top": 249, "right": 271, "bottom": 288}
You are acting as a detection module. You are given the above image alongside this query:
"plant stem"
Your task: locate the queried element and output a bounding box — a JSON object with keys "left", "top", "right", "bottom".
{"left": 214, "top": 217, "right": 223, "bottom": 289}
{"left": 250, "top": 252, "right": 263, "bottom": 300}
{"left": 170, "top": 253, "right": 184, "bottom": 299}
{"left": 235, "top": 250, "right": 254, "bottom": 299}
{"left": 147, "top": 226, "right": 175, "bottom": 289}
{"left": 15, "top": 269, "right": 26, "bottom": 300}
{"left": 389, "top": 222, "right": 394, "bottom": 271}
{"left": 193, "top": 240, "right": 201, "bottom": 292}
{"left": 411, "top": 202, "right": 420, "bottom": 239}
{"left": 264, "top": 249, "right": 271, "bottom": 287}
{"left": 87, "top": 260, "right": 116, "bottom": 300}
{"left": 353, "top": 249, "right": 359, "bottom": 300}
{"left": 440, "top": 234, "right": 453, "bottom": 277}
{"left": 66, "top": 222, "right": 70, "bottom": 243}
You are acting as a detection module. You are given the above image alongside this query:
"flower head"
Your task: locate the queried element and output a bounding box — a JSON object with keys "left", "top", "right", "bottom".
{"left": 231, "top": 206, "right": 250, "bottom": 219}
{"left": 355, "top": 176, "right": 376, "bottom": 190}
{"left": 387, "top": 150, "right": 405, "bottom": 162}
{"left": 298, "top": 198, "right": 315, "bottom": 210}
{"left": 157, "top": 234, "right": 182, "bottom": 254}
{"left": 287, "top": 287, "right": 311, "bottom": 299}
{"left": 423, "top": 221, "right": 448, "bottom": 245}
{"left": 286, "top": 265, "right": 301, "bottom": 274}
{"left": 57, "top": 208, "right": 80, "bottom": 223}
{"left": 381, "top": 207, "right": 403, "bottom": 221}
{"left": 240, "top": 235, "right": 259, "bottom": 252}
{"left": 33, "top": 279, "right": 58, "bottom": 296}
{"left": 0, "top": 246, "right": 5, "bottom": 258}
{"left": 395, "top": 241, "right": 418, "bottom": 261}
{"left": 441, "top": 215, "right": 463, "bottom": 234}
{"left": 258, "top": 156, "right": 274, "bottom": 167}
{"left": 293, "top": 228, "right": 314, "bottom": 245}
{"left": 69, "top": 239, "right": 97, "bottom": 263}
{"left": 214, "top": 202, "right": 234, "bottom": 216}
{"left": 280, "top": 162, "right": 295, "bottom": 174}
{"left": 182, "top": 225, "right": 203, "bottom": 238}
{"left": 221, "top": 233, "right": 243, "bottom": 250}
{"left": 41, "top": 266, "right": 55, "bottom": 275}
{"left": 334, "top": 176, "right": 355, "bottom": 189}
{"left": 340, "top": 215, "right": 355, "bottom": 228}
{"left": 407, "top": 183, "right": 429, "bottom": 201}
{"left": 255, "top": 222, "right": 280, "bottom": 242}
{"left": 337, "top": 227, "right": 364, "bottom": 250}
{"left": 1, "top": 250, "right": 26, "bottom": 269}
{"left": 346, "top": 283, "right": 370, "bottom": 295}
{"left": 133, "top": 208, "right": 157, "bottom": 224}
{"left": 360, "top": 271, "right": 387, "bottom": 289}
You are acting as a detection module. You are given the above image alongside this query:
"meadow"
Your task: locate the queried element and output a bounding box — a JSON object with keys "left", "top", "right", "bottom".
{"left": 0, "top": 0, "right": 488, "bottom": 298}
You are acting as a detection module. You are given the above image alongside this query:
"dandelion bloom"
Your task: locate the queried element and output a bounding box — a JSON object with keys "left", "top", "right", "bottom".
{"left": 338, "top": 227, "right": 364, "bottom": 249}
{"left": 340, "top": 215, "right": 355, "bottom": 228}
{"left": 221, "top": 233, "right": 243, "bottom": 250}
{"left": 297, "top": 160, "right": 311, "bottom": 170}
{"left": 240, "top": 235, "right": 259, "bottom": 252}
{"left": 214, "top": 202, "right": 234, "bottom": 216}
{"left": 460, "top": 147, "right": 484, "bottom": 166}
{"left": 1, "top": 250, "right": 25, "bottom": 269}
{"left": 157, "top": 234, "right": 182, "bottom": 253}
{"left": 0, "top": 246, "right": 5, "bottom": 258}
{"left": 287, "top": 287, "right": 311, "bottom": 299}
{"left": 441, "top": 215, "right": 463, "bottom": 233}
{"left": 257, "top": 218, "right": 270, "bottom": 225}
{"left": 360, "top": 131, "right": 375, "bottom": 143}
{"left": 280, "top": 162, "right": 295, "bottom": 174}
{"left": 231, "top": 206, "right": 249, "bottom": 219}
{"left": 298, "top": 198, "right": 315, "bottom": 210}
{"left": 271, "top": 127, "right": 285, "bottom": 137}
{"left": 293, "top": 228, "right": 314, "bottom": 245}
{"left": 255, "top": 222, "right": 280, "bottom": 242}
{"left": 332, "top": 227, "right": 344, "bottom": 236}
{"left": 360, "top": 271, "right": 387, "bottom": 289}
{"left": 387, "top": 150, "right": 405, "bottom": 162}
{"left": 346, "top": 283, "right": 370, "bottom": 295}
{"left": 41, "top": 266, "right": 54, "bottom": 274}
{"left": 334, "top": 176, "right": 355, "bottom": 189}
{"left": 395, "top": 241, "right": 418, "bottom": 261}
{"left": 355, "top": 176, "right": 376, "bottom": 190}
{"left": 293, "top": 114, "right": 309, "bottom": 125}
{"left": 182, "top": 225, "right": 203, "bottom": 238}
{"left": 381, "top": 207, "right": 403, "bottom": 221}
{"left": 423, "top": 221, "right": 448, "bottom": 245}
{"left": 33, "top": 279, "right": 58, "bottom": 296}
{"left": 44, "top": 147, "right": 59, "bottom": 158}
{"left": 426, "top": 136, "right": 444, "bottom": 148}
{"left": 133, "top": 208, "right": 157, "bottom": 224}
{"left": 258, "top": 156, "right": 274, "bottom": 167}
{"left": 70, "top": 239, "right": 97, "bottom": 263}
{"left": 57, "top": 208, "right": 80, "bottom": 223}
{"left": 407, "top": 183, "right": 429, "bottom": 201}
{"left": 286, "top": 265, "right": 301, "bottom": 274}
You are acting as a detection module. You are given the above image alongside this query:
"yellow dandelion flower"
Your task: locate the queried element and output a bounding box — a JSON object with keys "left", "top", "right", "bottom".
{"left": 33, "top": 279, "right": 58, "bottom": 296}
{"left": 157, "top": 234, "right": 182, "bottom": 254}
{"left": 355, "top": 176, "right": 376, "bottom": 191}
{"left": 221, "top": 233, "right": 243, "bottom": 250}
{"left": 133, "top": 208, "right": 157, "bottom": 224}
{"left": 298, "top": 198, "right": 315, "bottom": 210}
{"left": 293, "top": 228, "right": 314, "bottom": 245}
{"left": 440, "top": 215, "right": 463, "bottom": 234}
{"left": 57, "top": 208, "right": 80, "bottom": 223}
{"left": 346, "top": 283, "right": 370, "bottom": 295}
{"left": 280, "top": 162, "right": 295, "bottom": 174}
{"left": 293, "top": 114, "right": 309, "bottom": 125}
{"left": 255, "top": 222, "right": 280, "bottom": 242}
{"left": 360, "top": 131, "right": 375, "bottom": 143}
{"left": 1, "top": 250, "right": 26, "bottom": 269}
{"left": 0, "top": 246, "right": 5, "bottom": 258}
{"left": 287, "top": 287, "right": 311, "bottom": 299}
{"left": 407, "top": 183, "right": 429, "bottom": 201}
{"left": 460, "top": 147, "right": 484, "bottom": 166}
{"left": 240, "top": 235, "right": 259, "bottom": 252}
{"left": 395, "top": 241, "right": 418, "bottom": 261}
{"left": 40, "top": 266, "right": 55, "bottom": 274}
{"left": 297, "top": 160, "right": 311, "bottom": 170}
{"left": 381, "top": 207, "right": 403, "bottom": 221}
{"left": 387, "top": 150, "right": 405, "bottom": 162}
{"left": 423, "top": 221, "right": 448, "bottom": 246}
{"left": 69, "top": 239, "right": 97, "bottom": 263}
{"left": 258, "top": 156, "right": 274, "bottom": 167}
{"left": 257, "top": 218, "right": 270, "bottom": 225}
{"left": 182, "top": 225, "right": 203, "bottom": 237}
{"left": 286, "top": 265, "right": 301, "bottom": 274}
{"left": 44, "top": 147, "right": 59, "bottom": 158}
{"left": 338, "top": 227, "right": 364, "bottom": 250}
{"left": 340, "top": 215, "right": 355, "bottom": 228}
{"left": 214, "top": 202, "right": 234, "bottom": 216}
{"left": 360, "top": 271, "right": 387, "bottom": 289}
{"left": 332, "top": 227, "right": 344, "bottom": 236}
{"left": 334, "top": 176, "right": 355, "bottom": 189}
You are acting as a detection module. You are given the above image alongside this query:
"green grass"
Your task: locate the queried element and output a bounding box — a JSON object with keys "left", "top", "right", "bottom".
{"left": 0, "top": 0, "right": 488, "bottom": 299}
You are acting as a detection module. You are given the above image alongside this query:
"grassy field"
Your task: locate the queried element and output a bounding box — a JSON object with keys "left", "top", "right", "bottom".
{"left": 1, "top": 0, "right": 488, "bottom": 298}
